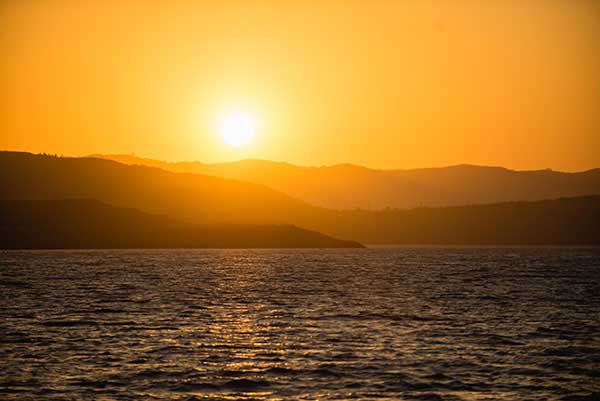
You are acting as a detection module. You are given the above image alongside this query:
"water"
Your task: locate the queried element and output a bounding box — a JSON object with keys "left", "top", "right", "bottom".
{"left": 1, "top": 247, "right": 599, "bottom": 400}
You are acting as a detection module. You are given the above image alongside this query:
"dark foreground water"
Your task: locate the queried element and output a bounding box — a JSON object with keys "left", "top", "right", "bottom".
{"left": 1, "top": 247, "right": 599, "bottom": 401}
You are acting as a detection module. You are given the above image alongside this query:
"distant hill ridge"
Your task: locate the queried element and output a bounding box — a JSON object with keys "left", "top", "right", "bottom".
{"left": 90, "top": 153, "right": 600, "bottom": 210}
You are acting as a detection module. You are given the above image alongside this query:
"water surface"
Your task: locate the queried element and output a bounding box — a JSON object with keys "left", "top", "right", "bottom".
{"left": 1, "top": 247, "right": 599, "bottom": 400}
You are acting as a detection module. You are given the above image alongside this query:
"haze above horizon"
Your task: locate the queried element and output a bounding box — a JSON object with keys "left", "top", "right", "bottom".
{"left": 86, "top": 152, "right": 599, "bottom": 174}
{"left": 2, "top": 0, "right": 599, "bottom": 171}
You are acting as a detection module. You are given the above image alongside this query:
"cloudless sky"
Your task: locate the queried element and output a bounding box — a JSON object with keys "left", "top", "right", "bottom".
{"left": 1, "top": 0, "right": 599, "bottom": 170}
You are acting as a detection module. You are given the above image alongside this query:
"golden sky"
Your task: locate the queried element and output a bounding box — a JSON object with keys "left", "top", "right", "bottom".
{"left": 1, "top": 0, "right": 599, "bottom": 170}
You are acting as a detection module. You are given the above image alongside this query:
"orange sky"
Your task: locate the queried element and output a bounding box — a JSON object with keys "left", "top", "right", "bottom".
{"left": 1, "top": 0, "right": 599, "bottom": 171}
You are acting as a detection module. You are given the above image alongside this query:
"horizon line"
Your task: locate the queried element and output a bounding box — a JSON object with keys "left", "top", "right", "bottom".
{"left": 1, "top": 148, "right": 599, "bottom": 174}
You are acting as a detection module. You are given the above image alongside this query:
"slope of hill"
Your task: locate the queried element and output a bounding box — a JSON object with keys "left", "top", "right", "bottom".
{"left": 92, "top": 154, "right": 600, "bottom": 210}
{"left": 0, "top": 199, "right": 362, "bottom": 249}
{"left": 0, "top": 151, "right": 320, "bottom": 225}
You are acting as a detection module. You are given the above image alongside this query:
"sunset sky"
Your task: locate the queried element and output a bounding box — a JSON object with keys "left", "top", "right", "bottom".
{"left": 2, "top": 0, "right": 599, "bottom": 171}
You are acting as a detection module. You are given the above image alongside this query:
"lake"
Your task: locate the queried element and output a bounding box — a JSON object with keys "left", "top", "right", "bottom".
{"left": 1, "top": 247, "right": 599, "bottom": 400}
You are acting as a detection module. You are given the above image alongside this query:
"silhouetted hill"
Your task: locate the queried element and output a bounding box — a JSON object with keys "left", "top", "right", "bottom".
{"left": 331, "top": 196, "right": 600, "bottom": 245}
{"left": 0, "top": 199, "right": 362, "bottom": 249}
{"left": 92, "top": 154, "right": 600, "bottom": 210}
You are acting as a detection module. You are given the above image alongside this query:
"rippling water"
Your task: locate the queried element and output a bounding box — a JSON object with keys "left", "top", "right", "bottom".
{"left": 1, "top": 247, "right": 599, "bottom": 400}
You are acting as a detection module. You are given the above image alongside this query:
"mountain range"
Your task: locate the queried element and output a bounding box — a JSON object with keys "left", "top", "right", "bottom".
{"left": 91, "top": 154, "right": 600, "bottom": 210}
{"left": 2, "top": 151, "right": 599, "bottom": 245}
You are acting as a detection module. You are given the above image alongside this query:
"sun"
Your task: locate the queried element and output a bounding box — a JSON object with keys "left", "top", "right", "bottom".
{"left": 218, "top": 110, "right": 258, "bottom": 147}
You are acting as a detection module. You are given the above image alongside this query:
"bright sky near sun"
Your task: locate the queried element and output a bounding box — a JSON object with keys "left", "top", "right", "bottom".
{"left": 1, "top": 0, "right": 599, "bottom": 170}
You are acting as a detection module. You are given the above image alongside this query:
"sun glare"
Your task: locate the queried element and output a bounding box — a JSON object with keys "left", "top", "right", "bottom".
{"left": 218, "top": 110, "right": 257, "bottom": 147}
